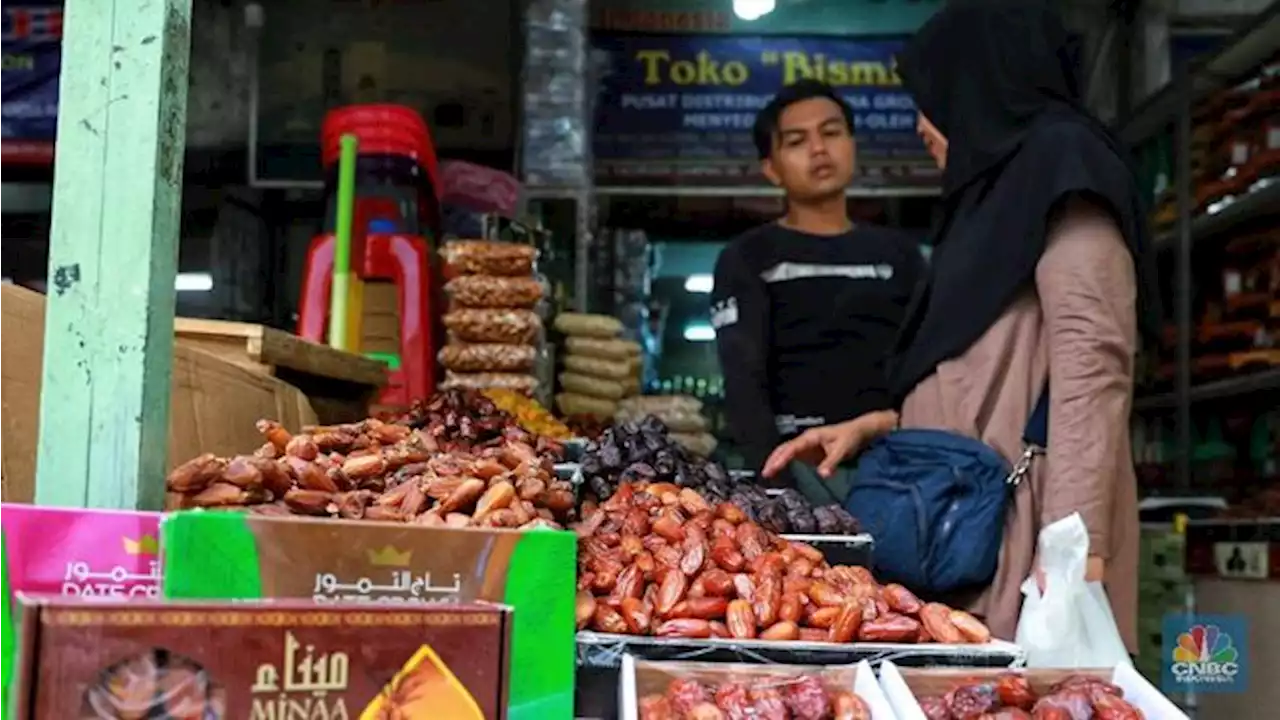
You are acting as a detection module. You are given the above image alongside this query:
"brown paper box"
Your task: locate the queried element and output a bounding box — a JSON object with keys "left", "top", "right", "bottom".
{"left": 14, "top": 598, "right": 511, "bottom": 719}
{"left": 0, "top": 285, "right": 316, "bottom": 504}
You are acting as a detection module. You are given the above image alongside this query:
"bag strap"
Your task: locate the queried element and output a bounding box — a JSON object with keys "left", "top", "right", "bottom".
{"left": 1022, "top": 388, "right": 1049, "bottom": 448}
{"left": 1009, "top": 387, "right": 1049, "bottom": 486}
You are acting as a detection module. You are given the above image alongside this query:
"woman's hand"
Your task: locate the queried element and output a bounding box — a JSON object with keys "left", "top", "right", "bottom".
{"left": 762, "top": 410, "right": 898, "bottom": 479}
{"left": 1033, "top": 556, "right": 1106, "bottom": 593}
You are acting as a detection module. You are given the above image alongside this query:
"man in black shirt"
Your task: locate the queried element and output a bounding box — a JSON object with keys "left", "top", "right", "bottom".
{"left": 711, "top": 80, "right": 924, "bottom": 490}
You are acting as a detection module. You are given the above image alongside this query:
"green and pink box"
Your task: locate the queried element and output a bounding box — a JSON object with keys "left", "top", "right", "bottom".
{"left": 1, "top": 505, "right": 164, "bottom": 713}
{"left": 1, "top": 504, "right": 576, "bottom": 720}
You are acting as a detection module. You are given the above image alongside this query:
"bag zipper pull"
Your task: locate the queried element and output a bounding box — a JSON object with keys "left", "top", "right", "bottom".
{"left": 1006, "top": 445, "right": 1044, "bottom": 486}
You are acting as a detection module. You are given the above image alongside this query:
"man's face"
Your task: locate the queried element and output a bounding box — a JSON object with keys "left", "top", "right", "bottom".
{"left": 761, "top": 97, "right": 856, "bottom": 201}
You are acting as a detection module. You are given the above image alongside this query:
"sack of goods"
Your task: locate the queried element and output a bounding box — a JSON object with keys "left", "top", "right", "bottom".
{"left": 439, "top": 240, "right": 544, "bottom": 393}
{"left": 615, "top": 394, "right": 717, "bottom": 456}
{"left": 552, "top": 312, "right": 643, "bottom": 419}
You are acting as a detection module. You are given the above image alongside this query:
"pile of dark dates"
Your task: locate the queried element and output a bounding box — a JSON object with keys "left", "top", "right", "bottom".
{"left": 579, "top": 416, "right": 860, "bottom": 536}
{"left": 729, "top": 484, "right": 861, "bottom": 536}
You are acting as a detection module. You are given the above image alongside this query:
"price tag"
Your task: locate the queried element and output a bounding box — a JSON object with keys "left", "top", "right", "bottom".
{"left": 1213, "top": 541, "right": 1270, "bottom": 580}
{"left": 1230, "top": 141, "right": 1250, "bottom": 165}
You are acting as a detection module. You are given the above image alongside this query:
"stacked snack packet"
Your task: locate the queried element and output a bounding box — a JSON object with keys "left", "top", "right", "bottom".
{"left": 552, "top": 312, "right": 642, "bottom": 420}
{"left": 440, "top": 240, "right": 546, "bottom": 394}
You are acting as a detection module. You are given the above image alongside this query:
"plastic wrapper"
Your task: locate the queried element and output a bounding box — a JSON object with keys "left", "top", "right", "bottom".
{"left": 81, "top": 650, "right": 226, "bottom": 718}
{"left": 559, "top": 371, "right": 625, "bottom": 400}
{"left": 669, "top": 431, "right": 718, "bottom": 458}
{"left": 553, "top": 311, "right": 624, "bottom": 338}
{"left": 618, "top": 395, "right": 703, "bottom": 414}
{"left": 442, "top": 240, "right": 538, "bottom": 276}
{"left": 443, "top": 308, "right": 543, "bottom": 344}
{"left": 876, "top": 662, "right": 1188, "bottom": 720}
{"left": 441, "top": 371, "right": 539, "bottom": 393}
{"left": 555, "top": 392, "right": 617, "bottom": 419}
{"left": 445, "top": 275, "right": 545, "bottom": 309}
{"left": 439, "top": 342, "right": 537, "bottom": 373}
{"left": 1015, "top": 513, "right": 1130, "bottom": 668}
{"left": 623, "top": 657, "right": 894, "bottom": 720}
{"left": 565, "top": 336, "right": 641, "bottom": 360}
{"left": 563, "top": 353, "right": 632, "bottom": 380}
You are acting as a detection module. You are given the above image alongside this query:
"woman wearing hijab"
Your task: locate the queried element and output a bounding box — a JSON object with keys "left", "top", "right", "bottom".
{"left": 762, "top": 0, "right": 1156, "bottom": 652}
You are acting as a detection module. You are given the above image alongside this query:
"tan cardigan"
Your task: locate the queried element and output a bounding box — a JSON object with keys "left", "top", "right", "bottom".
{"left": 900, "top": 197, "right": 1140, "bottom": 652}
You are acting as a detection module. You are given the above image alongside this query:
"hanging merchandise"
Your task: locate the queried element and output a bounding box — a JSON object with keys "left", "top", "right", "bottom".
{"left": 611, "top": 228, "right": 653, "bottom": 341}
{"left": 521, "top": 0, "right": 590, "bottom": 186}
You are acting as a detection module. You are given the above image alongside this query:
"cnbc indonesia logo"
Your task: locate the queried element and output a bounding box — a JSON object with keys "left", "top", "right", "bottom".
{"left": 1170, "top": 624, "right": 1240, "bottom": 685}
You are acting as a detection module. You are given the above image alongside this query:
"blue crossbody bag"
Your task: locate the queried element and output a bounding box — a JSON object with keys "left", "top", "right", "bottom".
{"left": 844, "top": 392, "right": 1047, "bottom": 595}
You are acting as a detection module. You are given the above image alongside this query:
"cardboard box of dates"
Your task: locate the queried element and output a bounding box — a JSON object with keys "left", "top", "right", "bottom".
{"left": 877, "top": 661, "right": 1189, "bottom": 719}
{"left": 160, "top": 511, "right": 575, "bottom": 720}
{"left": 12, "top": 598, "right": 511, "bottom": 719}
{"left": 620, "top": 656, "right": 895, "bottom": 719}
{"left": 2, "top": 505, "right": 164, "bottom": 711}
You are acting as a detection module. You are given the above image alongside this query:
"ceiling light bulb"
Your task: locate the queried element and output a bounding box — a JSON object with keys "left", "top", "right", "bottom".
{"left": 733, "top": 0, "right": 776, "bottom": 22}
{"left": 684, "top": 274, "right": 714, "bottom": 293}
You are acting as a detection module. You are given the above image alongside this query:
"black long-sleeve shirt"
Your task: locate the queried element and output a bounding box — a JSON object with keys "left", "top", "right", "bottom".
{"left": 710, "top": 223, "right": 925, "bottom": 485}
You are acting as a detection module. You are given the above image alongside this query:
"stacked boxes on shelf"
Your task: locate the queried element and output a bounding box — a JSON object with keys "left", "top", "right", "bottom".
{"left": 1137, "top": 525, "right": 1191, "bottom": 684}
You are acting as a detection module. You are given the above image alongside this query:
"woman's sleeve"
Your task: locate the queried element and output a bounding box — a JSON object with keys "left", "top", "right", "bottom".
{"left": 1035, "top": 196, "right": 1138, "bottom": 560}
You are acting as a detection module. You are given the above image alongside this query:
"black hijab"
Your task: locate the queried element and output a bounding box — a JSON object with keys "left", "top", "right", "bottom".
{"left": 889, "top": 0, "right": 1160, "bottom": 401}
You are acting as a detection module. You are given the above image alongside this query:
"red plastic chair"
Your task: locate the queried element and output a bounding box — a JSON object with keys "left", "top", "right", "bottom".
{"left": 297, "top": 230, "right": 435, "bottom": 406}
{"left": 300, "top": 104, "right": 441, "bottom": 406}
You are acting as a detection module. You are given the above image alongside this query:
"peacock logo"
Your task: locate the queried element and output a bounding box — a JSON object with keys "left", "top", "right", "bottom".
{"left": 1170, "top": 624, "right": 1241, "bottom": 684}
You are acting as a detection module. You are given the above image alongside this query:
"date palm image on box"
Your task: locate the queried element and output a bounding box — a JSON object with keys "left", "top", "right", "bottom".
{"left": 361, "top": 645, "right": 484, "bottom": 719}
{"left": 81, "top": 649, "right": 226, "bottom": 719}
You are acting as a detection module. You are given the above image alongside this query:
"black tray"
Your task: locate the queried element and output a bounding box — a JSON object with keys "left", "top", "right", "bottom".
{"left": 782, "top": 533, "right": 874, "bottom": 567}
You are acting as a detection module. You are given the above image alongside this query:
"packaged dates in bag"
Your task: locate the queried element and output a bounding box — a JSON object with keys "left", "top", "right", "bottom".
{"left": 445, "top": 275, "right": 545, "bottom": 309}
{"left": 442, "top": 308, "right": 542, "bottom": 344}
{"left": 564, "top": 336, "right": 641, "bottom": 360}
{"left": 439, "top": 343, "right": 537, "bottom": 372}
{"left": 441, "top": 240, "right": 537, "bottom": 276}
{"left": 562, "top": 353, "right": 632, "bottom": 380}
{"left": 441, "top": 371, "right": 539, "bottom": 393}
{"left": 559, "top": 372, "right": 626, "bottom": 400}
{"left": 555, "top": 392, "right": 618, "bottom": 420}
{"left": 553, "top": 312, "right": 624, "bottom": 339}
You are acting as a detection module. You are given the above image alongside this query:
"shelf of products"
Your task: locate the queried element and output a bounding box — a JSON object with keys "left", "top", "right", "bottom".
{"left": 1129, "top": 1, "right": 1279, "bottom": 498}
{"left": 1151, "top": 179, "right": 1280, "bottom": 251}
{"left": 1135, "top": 367, "right": 1280, "bottom": 411}
{"left": 1119, "top": 2, "right": 1280, "bottom": 145}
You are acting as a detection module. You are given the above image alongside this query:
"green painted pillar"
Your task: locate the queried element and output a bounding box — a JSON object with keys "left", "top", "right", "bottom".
{"left": 34, "top": 0, "right": 193, "bottom": 510}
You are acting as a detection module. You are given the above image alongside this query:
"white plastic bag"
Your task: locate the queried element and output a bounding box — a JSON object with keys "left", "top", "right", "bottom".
{"left": 1015, "top": 513, "right": 1131, "bottom": 668}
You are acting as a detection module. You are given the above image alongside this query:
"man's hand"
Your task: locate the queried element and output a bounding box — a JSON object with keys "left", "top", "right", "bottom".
{"left": 762, "top": 414, "right": 883, "bottom": 479}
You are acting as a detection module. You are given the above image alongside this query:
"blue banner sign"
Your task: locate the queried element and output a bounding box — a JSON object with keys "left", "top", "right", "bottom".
{"left": 2, "top": 2, "right": 62, "bottom": 163}
{"left": 592, "top": 33, "right": 933, "bottom": 186}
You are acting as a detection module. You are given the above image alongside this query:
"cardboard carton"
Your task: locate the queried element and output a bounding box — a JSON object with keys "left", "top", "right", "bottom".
{"left": 1, "top": 505, "right": 165, "bottom": 715}
{"left": 0, "top": 284, "right": 316, "bottom": 504}
{"left": 161, "top": 511, "right": 575, "bottom": 720}
{"left": 13, "top": 598, "right": 511, "bottom": 719}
